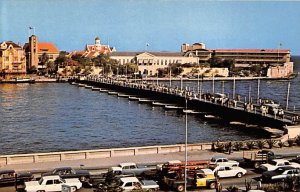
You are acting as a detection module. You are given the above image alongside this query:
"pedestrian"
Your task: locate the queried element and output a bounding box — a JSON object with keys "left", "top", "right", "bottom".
{"left": 228, "top": 142, "right": 232, "bottom": 155}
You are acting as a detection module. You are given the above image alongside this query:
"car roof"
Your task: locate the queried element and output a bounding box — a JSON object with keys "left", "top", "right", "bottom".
{"left": 0, "top": 170, "right": 15, "bottom": 174}
{"left": 120, "top": 177, "right": 139, "bottom": 182}
{"left": 54, "top": 167, "right": 73, "bottom": 171}
{"left": 200, "top": 169, "right": 214, "bottom": 175}
{"left": 42, "top": 175, "right": 61, "bottom": 179}
{"left": 119, "top": 163, "right": 136, "bottom": 167}
{"left": 272, "top": 159, "right": 288, "bottom": 163}
{"left": 211, "top": 156, "right": 227, "bottom": 159}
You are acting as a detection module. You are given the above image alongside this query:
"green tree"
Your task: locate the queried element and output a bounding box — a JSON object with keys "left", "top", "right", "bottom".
{"left": 39, "top": 53, "right": 49, "bottom": 73}
{"left": 55, "top": 51, "right": 68, "bottom": 68}
{"left": 46, "top": 61, "right": 56, "bottom": 75}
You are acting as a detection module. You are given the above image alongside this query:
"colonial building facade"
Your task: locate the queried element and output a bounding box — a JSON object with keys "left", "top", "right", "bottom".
{"left": 110, "top": 51, "right": 199, "bottom": 75}
{"left": 68, "top": 37, "right": 116, "bottom": 58}
{"left": 0, "top": 41, "right": 26, "bottom": 76}
{"left": 23, "top": 35, "right": 59, "bottom": 71}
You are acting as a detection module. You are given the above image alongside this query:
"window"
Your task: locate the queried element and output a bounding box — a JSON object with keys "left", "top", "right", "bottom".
{"left": 46, "top": 180, "right": 54, "bottom": 185}
{"left": 124, "top": 182, "right": 133, "bottom": 187}
{"left": 54, "top": 179, "right": 61, "bottom": 184}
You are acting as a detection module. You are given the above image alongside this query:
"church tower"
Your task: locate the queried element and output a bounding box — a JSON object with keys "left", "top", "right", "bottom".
{"left": 95, "top": 37, "right": 101, "bottom": 45}
{"left": 29, "top": 35, "right": 39, "bottom": 71}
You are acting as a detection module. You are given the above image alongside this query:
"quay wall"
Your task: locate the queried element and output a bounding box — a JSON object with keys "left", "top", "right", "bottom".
{"left": 0, "top": 143, "right": 212, "bottom": 166}
{"left": 82, "top": 80, "right": 289, "bottom": 129}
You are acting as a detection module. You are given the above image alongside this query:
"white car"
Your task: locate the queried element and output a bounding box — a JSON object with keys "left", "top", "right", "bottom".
{"left": 119, "top": 177, "right": 159, "bottom": 191}
{"left": 25, "top": 175, "right": 82, "bottom": 192}
{"left": 210, "top": 156, "right": 239, "bottom": 167}
{"left": 260, "top": 159, "right": 300, "bottom": 172}
{"left": 213, "top": 166, "right": 247, "bottom": 178}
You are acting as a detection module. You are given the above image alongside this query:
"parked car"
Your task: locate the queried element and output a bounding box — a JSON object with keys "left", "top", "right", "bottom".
{"left": 42, "top": 167, "right": 90, "bottom": 182}
{"left": 0, "top": 170, "right": 34, "bottom": 186}
{"left": 212, "top": 166, "right": 247, "bottom": 178}
{"left": 291, "top": 155, "right": 300, "bottom": 164}
{"left": 261, "top": 166, "right": 300, "bottom": 183}
{"left": 118, "top": 162, "right": 155, "bottom": 176}
{"left": 119, "top": 177, "right": 159, "bottom": 191}
{"left": 162, "top": 169, "right": 216, "bottom": 192}
{"left": 210, "top": 156, "right": 239, "bottom": 167}
{"left": 25, "top": 175, "right": 82, "bottom": 192}
{"left": 260, "top": 159, "right": 300, "bottom": 172}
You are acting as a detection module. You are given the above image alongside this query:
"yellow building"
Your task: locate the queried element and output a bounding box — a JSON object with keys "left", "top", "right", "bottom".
{"left": 0, "top": 41, "right": 26, "bottom": 77}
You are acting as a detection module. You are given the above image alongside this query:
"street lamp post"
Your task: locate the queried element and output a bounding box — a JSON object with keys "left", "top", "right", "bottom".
{"left": 184, "top": 98, "right": 188, "bottom": 192}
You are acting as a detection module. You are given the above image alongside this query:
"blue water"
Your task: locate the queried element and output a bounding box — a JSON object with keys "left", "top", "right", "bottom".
{"left": 0, "top": 63, "right": 299, "bottom": 155}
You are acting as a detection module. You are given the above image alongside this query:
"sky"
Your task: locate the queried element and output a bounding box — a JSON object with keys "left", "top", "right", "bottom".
{"left": 1, "top": 0, "right": 300, "bottom": 55}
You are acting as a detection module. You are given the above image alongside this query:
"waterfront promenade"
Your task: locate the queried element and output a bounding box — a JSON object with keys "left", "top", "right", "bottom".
{"left": 1, "top": 147, "right": 299, "bottom": 173}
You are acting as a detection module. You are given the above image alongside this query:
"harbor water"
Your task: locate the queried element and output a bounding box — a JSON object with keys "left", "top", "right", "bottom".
{"left": 0, "top": 65, "right": 299, "bottom": 155}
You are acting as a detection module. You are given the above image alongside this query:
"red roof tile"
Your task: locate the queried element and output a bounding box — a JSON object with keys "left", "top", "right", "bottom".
{"left": 38, "top": 43, "right": 59, "bottom": 53}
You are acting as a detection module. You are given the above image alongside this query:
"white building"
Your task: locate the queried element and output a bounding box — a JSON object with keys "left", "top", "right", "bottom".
{"left": 110, "top": 51, "right": 199, "bottom": 75}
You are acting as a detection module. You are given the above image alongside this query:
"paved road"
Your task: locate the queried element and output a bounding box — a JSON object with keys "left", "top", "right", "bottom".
{"left": 0, "top": 147, "right": 299, "bottom": 191}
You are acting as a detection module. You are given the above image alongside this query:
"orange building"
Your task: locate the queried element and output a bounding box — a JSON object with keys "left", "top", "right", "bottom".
{"left": 23, "top": 35, "right": 59, "bottom": 72}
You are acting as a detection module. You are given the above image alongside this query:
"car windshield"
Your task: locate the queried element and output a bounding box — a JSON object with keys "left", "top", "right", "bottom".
{"left": 210, "top": 158, "right": 216, "bottom": 162}
{"left": 38, "top": 178, "right": 43, "bottom": 185}
{"left": 274, "top": 168, "right": 286, "bottom": 174}
{"left": 269, "top": 161, "right": 277, "bottom": 165}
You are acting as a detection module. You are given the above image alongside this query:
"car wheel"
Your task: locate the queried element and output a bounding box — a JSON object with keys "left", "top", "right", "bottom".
{"left": 147, "top": 189, "right": 154, "bottom": 192}
{"left": 209, "top": 182, "right": 216, "bottom": 189}
{"left": 236, "top": 172, "right": 243, "bottom": 178}
{"left": 254, "top": 162, "right": 261, "bottom": 169}
{"left": 80, "top": 176, "right": 86, "bottom": 182}
{"left": 176, "top": 184, "right": 184, "bottom": 192}
{"left": 70, "top": 186, "right": 77, "bottom": 192}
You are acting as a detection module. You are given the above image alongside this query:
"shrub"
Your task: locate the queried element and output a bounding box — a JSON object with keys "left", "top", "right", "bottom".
{"left": 246, "top": 141, "right": 255, "bottom": 150}
{"left": 233, "top": 142, "right": 243, "bottom": 151}
{"left": 277, "top": 140, "right": 284, "bottom": 148}
{"left": 295, "top": 135, "right": 300, "bottom": 146}
{"left": 287, "top": 139, "right": 295, "bottom": 147}
{"left": 256, "top": 140, "right": 266, "bottom": 149}
{"left": 266, "top": 139, "right": 277, "bottom": 149}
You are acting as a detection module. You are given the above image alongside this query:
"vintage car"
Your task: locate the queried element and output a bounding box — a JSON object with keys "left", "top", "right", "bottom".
{"left": 212, "top": 166, "right": 247, "bottom": 178}
{"left": 260, "top": 159, "right": 300, "bottom": 172}
{"left": 261, "top": 166, "right": 300, "bottom": 182}
{"left": 25, "top": 175, "right": 82, "bottom": 192}
{"left": 119, "top": 177, "right": 159, "bottom": 191}
{"left": 42, "top": 167, "right": 90, "bottom": 181}
{"left": 210, "top": 156, "right": 239, "bottom": 167}
{"left": 0, "top": 170, "right": 34, "bottom": 186}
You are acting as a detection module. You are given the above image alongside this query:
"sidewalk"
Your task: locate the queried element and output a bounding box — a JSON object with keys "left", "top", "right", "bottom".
{"left": 1, "top": 147, "right": 299, "bottom": 173}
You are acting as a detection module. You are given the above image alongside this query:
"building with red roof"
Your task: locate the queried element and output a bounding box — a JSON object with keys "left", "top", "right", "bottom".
{"left": 68, "top": 37, "right": 116, "bottom": 58}
{"left": 23, "top": 35, "right": 59, "bottom": 72}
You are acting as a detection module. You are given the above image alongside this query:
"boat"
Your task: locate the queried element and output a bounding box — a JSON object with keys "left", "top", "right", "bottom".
{"left": 71, "top": 82, "right": 77, "bottom": 85}
{"left": 128, "top": 96, "right": 139, "bottom": 101}
{"left": 164, "top": 105, "right": 183, "bottom": 110}
{"left": 78, "top": 83, "right": 85, "bottom": 87}
{"left": 138, "top": 98, "right": 153, "bottom": 103}
{"left": 117, "top": 93, "right": 129, "bottom": 98}
{"left": 108, "top": 91, "right": 118, "bottom": 95}
{"left": 91, "top": 87, "right": 101, "bottom": 91}
{"left": 84, "top": 85, "right": 92, "bottom": 89}
{"left": 10, "top": 77, "right": 35, "bottom": 83}
{"left": 99, "top": 89, "right": 109, "bottom": 92}
{"left": 183, "top": 109, "right": 202, "bottom": 114}
{"left": 204, "top": 114, "right": 221, "bottom": 119}
{"left": 152, "top": 102, "right": 167, "bottom": 106}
